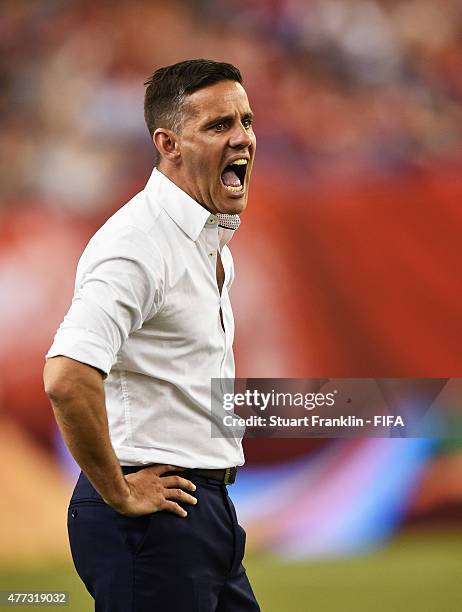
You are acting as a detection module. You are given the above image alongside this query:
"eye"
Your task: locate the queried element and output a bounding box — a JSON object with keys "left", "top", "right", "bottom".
{"left": 242, "top": 118, "right": 253, "bottom": 129}
{"left": 213, "top": 122, "right": 226, "bottom": 132}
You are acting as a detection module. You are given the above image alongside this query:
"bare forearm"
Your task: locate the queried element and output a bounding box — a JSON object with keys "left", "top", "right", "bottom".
{"left": 44, "top": 357, "right": 128, "bottom": 508}
{"left": 44, "top": 356, "right": 197, "bottom": 517}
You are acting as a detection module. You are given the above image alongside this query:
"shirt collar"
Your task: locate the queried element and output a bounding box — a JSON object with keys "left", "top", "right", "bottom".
{"left": 145, "top": 168, "right": 240, "bottom": 244}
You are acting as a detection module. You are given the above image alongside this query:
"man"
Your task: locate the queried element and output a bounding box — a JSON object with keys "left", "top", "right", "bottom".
{"left": 43, "top": 59, "right": 259, "bottom": 611}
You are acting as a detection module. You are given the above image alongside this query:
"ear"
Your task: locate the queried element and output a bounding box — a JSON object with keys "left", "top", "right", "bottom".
{"left": 153, "top": 128, "right": 180, "bottom": 163}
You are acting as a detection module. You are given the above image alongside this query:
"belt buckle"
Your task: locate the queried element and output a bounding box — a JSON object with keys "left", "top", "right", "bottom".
{"left": 223, "top": 467, "right": 236, "bottom": 485}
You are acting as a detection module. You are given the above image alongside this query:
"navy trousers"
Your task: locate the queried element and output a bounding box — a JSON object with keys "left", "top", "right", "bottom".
{"left": 67, "top": 469, "right": 260, "bottom": 611}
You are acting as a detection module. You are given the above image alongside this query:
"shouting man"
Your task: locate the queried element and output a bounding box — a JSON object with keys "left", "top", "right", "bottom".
{"left": 43, "top": 59, "right": 259, "bottom": 611}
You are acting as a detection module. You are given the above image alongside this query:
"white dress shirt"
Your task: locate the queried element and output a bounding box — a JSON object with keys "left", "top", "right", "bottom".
{"left": 47, "top": 168, "right": 244, "bottom": 468}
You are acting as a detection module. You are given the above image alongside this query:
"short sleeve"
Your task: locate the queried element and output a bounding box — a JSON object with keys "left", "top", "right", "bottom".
{"left": 46, "top": 225, "right": 164, "bottom": 375}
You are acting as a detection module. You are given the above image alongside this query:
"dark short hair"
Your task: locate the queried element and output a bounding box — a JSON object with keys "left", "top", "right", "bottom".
{"left": 144, "top": 59, "right": 243, "bottom": 162}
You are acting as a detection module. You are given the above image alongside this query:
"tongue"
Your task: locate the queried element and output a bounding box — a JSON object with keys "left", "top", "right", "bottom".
{"left": 221, "top": 167, "right": 241, "bottom": 187}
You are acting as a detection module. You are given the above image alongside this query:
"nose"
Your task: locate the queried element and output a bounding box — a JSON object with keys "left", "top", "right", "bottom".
{"left": 229, "top": 123, "right": 252, "bottom": 149}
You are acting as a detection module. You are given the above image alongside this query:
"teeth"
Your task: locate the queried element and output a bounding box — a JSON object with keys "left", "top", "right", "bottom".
{"left": 231, "top": 159, "right": 248, "bottom": 166}
{"left": 224, "top": 185, "right": 244, "bottom": 192}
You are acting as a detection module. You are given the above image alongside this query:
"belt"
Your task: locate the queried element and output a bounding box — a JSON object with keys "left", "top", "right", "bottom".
{"left": 121, "top": 465, "right": 238, "bottom": 485}
{"left": 190, "top": 467, "right": 238, "bottom": 485}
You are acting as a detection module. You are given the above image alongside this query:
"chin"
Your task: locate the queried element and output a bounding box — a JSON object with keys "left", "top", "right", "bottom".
{"left": 217, "top": 195, "right": 248, "bottom": 215}
{"left": 219, "top": 203, "right": 246, "bottom": 215}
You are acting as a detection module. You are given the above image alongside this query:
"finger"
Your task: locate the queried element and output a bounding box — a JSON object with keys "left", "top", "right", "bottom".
{"left": 164, "top": 488, "right": 198, "bottom": 506}
{"left": 150, "top": 464, "right": 185, "bottom": 476}
{"left": 161, "top": 500, "right": 188, "bottom": 518}
{"left": 162, "top": 475, "right": 196, "bottom": 492}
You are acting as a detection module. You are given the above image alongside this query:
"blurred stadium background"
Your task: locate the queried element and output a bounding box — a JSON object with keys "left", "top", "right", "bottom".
{"left": 1, "top": 0, "right": 462, "bottom": 610}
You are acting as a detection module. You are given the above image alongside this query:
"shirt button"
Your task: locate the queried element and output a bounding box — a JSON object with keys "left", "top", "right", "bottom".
{"left": 208, "top": 217, "right": 216, "bottom": 225}
{"left": 209, "top": 251, "right": 216, "bottom": 257}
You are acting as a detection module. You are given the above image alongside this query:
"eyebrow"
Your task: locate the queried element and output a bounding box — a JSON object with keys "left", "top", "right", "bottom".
{"left": 203, "top": 111, "right": 254, "bottom": 128}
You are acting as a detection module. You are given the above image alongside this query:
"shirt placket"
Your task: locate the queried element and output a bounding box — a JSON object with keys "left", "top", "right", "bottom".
{"left": 204, "top": 215, "right": 228, "bottom": 381}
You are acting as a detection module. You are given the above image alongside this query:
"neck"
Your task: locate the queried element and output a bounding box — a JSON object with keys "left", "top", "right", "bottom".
{"left": 157, "top": 165, "right": 217, "bottom": 215}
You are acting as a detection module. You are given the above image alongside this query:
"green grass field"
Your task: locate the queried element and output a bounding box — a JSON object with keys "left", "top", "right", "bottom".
{"left": 1, "top": 531, "right": 461, "bottom": 611}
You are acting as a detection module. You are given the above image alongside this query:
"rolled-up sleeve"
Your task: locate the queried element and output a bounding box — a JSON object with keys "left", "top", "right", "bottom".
{"left": 46, "top": 225, "right": 164, "bottom": 375}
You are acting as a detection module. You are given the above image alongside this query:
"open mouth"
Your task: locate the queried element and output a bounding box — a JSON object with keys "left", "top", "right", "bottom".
{"left": 220, "top": 158, "right": 248, "bottom": 193}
